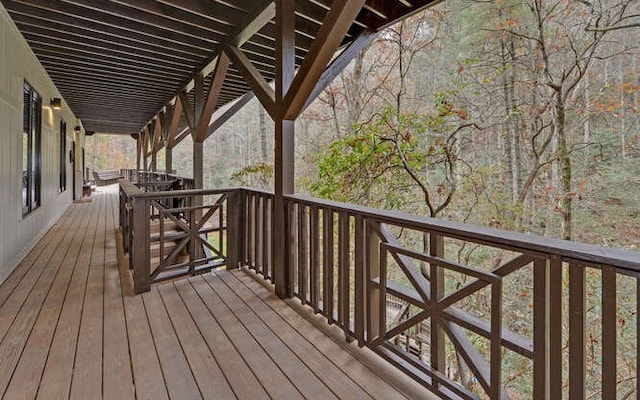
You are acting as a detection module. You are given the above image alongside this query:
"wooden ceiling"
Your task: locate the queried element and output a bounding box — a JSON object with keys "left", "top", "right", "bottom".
{"left": 2, "top": 0, "right": 437, "bottom": 135}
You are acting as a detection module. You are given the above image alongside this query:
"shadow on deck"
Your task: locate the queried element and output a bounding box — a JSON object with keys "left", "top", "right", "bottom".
{"left": 0, "top": 185, "right": 436, "bottom": 399}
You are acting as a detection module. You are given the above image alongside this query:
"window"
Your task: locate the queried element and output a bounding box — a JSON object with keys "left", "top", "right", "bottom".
{"left": 59, "top": 120, "right": 67, "bottom": 192}
{"left": 22, "top": 81, "right": 42, "bottom": 215}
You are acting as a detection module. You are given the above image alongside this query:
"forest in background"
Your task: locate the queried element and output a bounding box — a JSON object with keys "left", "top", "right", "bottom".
{"left": 87, "top": 0, "right": 639, "bottom": 251}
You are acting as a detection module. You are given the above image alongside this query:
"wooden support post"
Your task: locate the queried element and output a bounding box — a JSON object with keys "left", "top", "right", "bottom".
{"left": 136, "top": 135, "right": 142, "bottom": 171}
{"left": 273, "top": 118, "right": 294, "bottom": 298}
{"left": 132, "top": 195, "right": 150, "bottom": 294}
{"left": 273, "top": 0, "right": 296, "bottom": 299}
{"left": 193, "top": 141, "right": 203, "bottom": 189}
{"left": 165, "top": 147, "right": 172, "bottom": 174}
{"left": 142, "top": 128, "right": 149, "bottom": 171}
{"left": 227, "top": 189, "right": 246, "bottom": 269}
{"left": 150, "top": 148, "right": 157, "bottom": 171}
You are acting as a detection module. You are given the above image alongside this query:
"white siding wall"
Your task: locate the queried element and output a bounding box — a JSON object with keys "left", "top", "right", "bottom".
{"left": 0, "top": 4, "right": 83, "bottom": 284}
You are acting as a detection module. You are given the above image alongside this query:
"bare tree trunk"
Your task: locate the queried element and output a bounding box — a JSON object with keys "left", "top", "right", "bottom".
{"left": 259, "top": 105, "right": 268, "bottom": 163}
{"left": 583, "top": 72, "right": 591, "bottom": 162}
{"left": 555, "top": 96, "right": 573, "bottom": 240}
{"left": 619, "top": 56, "right": 627, "bottom": 162}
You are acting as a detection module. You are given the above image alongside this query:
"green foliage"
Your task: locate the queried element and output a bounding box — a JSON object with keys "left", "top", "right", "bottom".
{"left": 309, "top": 92, "right": 469, "bottom": 215}
{"left": 230, "top": 162, "right": 274, "bottom": 189}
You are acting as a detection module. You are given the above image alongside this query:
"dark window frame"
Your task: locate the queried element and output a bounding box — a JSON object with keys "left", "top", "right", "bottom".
{"left": 59, "top": 119, "right": 67, "bottom": 193}
{"left": 22, "top": 81, "right": 42, "bottom": 216}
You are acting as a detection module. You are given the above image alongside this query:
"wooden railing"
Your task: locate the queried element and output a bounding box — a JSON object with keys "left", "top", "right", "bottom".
{"left": 280, "top": 193, "right": 640, "bottom": 400}
{"left": 120, "top": 169, "right": 195, "bottom": 191}
{"left": 120, "top": 186, "right": 239, "bottom": 294}
{"left": 118, "top": 183, "right": 640, "bottom": 399}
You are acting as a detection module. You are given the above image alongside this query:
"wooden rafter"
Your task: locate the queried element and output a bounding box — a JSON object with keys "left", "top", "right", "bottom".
{"left": 195, "top": 53, "right": 230, "bottom": 142}
{"left": 179, "top": 90, "right": 196, "bottom": 131}
{"left": 165, "top": 98, "right": 183, "bottom": 149}
{"left": 204, "top": 92, "right": 255, "bottom": 141}
{"left": 301, "top": 29, "right": 377, "bottom": 114}
{"left": 283, "top": 0, "right": 367, "bottom": 119}
{"left": 152, "top": 116, "right": 163, "bottom": 153}
{"left": 225, "top": 46, "right": 276, "bottom": 119}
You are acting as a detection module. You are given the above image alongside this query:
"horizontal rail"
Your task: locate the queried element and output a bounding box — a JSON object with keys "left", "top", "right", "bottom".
{"left": 286, "top": 194, "right": 640, "bottom": 273}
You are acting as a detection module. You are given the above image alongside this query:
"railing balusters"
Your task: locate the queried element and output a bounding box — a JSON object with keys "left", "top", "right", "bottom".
{"left": 253, "top": 194, "right": 262, "bottom": 273}
{"left": 601, "top": 265, "right": 617, "bottom": 398}
{"left": 429, "top": 233, "right": 445, "bottom": 380}
{"left": 309, "top": 206, "right": 320, "bottom": 312}
{"left": 366, "top": 220, "right": 381, "bottom": 345}
{"left": 533, "top": 258, "right": 549, "bottom": 399}
{"left": 549, "top": 258, "right": 563, "bottom": 399}
{"left": 298, "top": 203, "right": 308, "bottom": 303}
{"left": 322, "top": 208, "right": 334, "bottom": 322}
{"left": 490, "top": 277, "right": 502, "bottom": 400}
{"left": 338, "top": 211, "right": 350, "bottom": 333}
{"left": 247, "top": 193, "right": 255, "bottom": 268}
{"left": 569, "top": 261, "right": 585, "bottom": 399}
{"left": 262, "top": 196, "right": 270, "bottom": 279}
{"left": 354, "top": 214, "right": 365, "bottom": 346}
{"left": 286, "top": 199, "right": 296, "bottom": 298}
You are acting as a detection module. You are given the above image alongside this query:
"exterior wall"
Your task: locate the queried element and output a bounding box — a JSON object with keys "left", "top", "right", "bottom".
{"left": 0, "top": 4, "right": 82, "bottom": 284}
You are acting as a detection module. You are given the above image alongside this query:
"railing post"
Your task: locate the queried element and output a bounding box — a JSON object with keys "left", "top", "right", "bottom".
{"left": 568, "top": 261, "right": 585, "bottom": 399}
{"left": 429, "top": 233, "right": 445, "bottom": 384}
{"left": 354, "top": 214, "right": 365, "bottom": 345}
{"left": 366, "top": 220, "right": 381, "bottom": 345}
{"left": 132, "top": 195, "right": 150, "bottom": 294}
{"left": 532, "top": 256, "right": 562, "bottom": 400}
{"left": 227, "top": 189, "right": 245, "bottom": 269}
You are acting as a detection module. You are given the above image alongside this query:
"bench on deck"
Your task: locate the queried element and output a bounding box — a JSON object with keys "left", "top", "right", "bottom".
{"left": 91, "top": 169, "right": 124, "bottom": 186}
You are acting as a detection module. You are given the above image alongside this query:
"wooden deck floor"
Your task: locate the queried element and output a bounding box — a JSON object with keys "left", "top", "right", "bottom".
{"left": 0, "top": 186, "right": 436, "bottom": 400}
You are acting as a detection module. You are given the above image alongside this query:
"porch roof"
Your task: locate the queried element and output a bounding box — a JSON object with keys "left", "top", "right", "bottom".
{"left": 1, "top": 0, "right": 437, "bottom": 135}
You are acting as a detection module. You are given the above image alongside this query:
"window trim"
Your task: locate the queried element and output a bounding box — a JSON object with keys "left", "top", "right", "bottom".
{"left": 22, "top": 81, "right": 42, "bottom": 216}
{"left": 59, "top": 119, "right": 67, "bottom": 193}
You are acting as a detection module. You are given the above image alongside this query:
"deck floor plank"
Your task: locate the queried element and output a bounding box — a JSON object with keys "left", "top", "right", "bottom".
{"left": 102, "top": 189, "right": 136, "bottom": 400}
{"left": 0, "top": 209, "right": 69, "bottom": 310}
{"left": 204, "top": 273, "right": 341, "bottom": 400}
{"left": 0, "top": 199, "right": 92, "bottom": 397}
{"left": 158, "top": 283, "right": 236, "bottom": 399}
{"left": 142, "top": 288, "right": 202, "bottom": 399}
{"left": 37, "top": 191, "right": 102, "bottom": 399}
{"left": 122, "top": 282, "right": 169, "bottom": 400}
{"left": 0, "top": 206, "right": 81, "bottom": 345}
{"left": 217, "top": 271, "right": 376, "bottom": 400}
{"left": 70, "top": 191, "right": 108, "bottom": 399}
{"left": 190, "top": 275, "right": 305, "bottom": 400}
{"left": 0, "top": 186, "right": 435, "bottom": 400}
{"left": 4, "top": 198, "right": 97, "bottom": 400}
{"left": 234, "top": 270, "right": 436, "bottom": 400}
{"left": 173, "top": 279, "right": 270, "bottom": 400}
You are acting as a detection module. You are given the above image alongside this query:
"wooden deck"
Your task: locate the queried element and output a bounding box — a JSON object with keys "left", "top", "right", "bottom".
{"left": 0, "top": 185, "right": 436, "bottom": 400}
